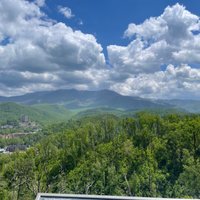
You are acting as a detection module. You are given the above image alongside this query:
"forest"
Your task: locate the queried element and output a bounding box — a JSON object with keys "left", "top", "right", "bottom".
{"left": 0, "top": 112, "right": 200, "bottom": 200}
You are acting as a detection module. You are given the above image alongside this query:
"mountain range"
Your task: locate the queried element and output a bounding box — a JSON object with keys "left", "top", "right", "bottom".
{"left": 0, "top": 89, "right": 171, "bottom": 109}
{"left": 0, "top": 89, "right": 200, "bottom": 124}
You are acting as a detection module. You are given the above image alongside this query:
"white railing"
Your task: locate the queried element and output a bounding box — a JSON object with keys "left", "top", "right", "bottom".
{"left": 36, "top": 193, "right": 199, "bottom": 200}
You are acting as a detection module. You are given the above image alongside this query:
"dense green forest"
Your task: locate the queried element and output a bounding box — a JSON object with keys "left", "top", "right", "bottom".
{"left": 0, "top": 112, "right": 200, "bottom": 200}
{"left": 0, "top": 102, "right": 73, "bottom": 125}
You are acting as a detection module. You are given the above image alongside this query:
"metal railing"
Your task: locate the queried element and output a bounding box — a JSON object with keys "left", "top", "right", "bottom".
{"left": 36, "top": 193, "right": 200, "bottom": 200}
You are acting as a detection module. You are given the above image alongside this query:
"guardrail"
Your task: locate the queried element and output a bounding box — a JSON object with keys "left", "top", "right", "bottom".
{"left": 36, "top": 193, "right": 200, "bottom": 200}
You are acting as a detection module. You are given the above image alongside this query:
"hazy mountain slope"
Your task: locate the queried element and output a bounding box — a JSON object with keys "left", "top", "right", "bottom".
{"left": 2, "top": 89, "right": 198, "bottom": 114}
{"left": 0, "top": 89, "right": 172, "bottom": 110}
{"left": 163, "top": 99, "right": 200, "bottom": 113}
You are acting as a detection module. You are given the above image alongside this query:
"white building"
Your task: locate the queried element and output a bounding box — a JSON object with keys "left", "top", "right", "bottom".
{"left": 0, "top": 148, "right": 6, "bottom": 153}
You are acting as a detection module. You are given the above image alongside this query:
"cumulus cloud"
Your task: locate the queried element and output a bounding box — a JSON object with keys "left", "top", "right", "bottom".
{"left": 106, "top": 3, "right": 200, "bottom": 99}
{"left": 110, "top": 64, "right": 200, "bottom": 99}
{"left": 0, "top": 0, "right": 106, "bottom": 96}
{"left": 108, "top": 3, "right": 200, "bottom": 74}
{"left": 34, "top": 0, "right": 45, "bottom": 7}
{"left": 58, "top": 6, "right": 74, "bottom": 19}
{"left": 124, "top": 4, "right": 199, "bottom": 41}
{"left": 1, "top": 1, "right": 200, "bottom": 100}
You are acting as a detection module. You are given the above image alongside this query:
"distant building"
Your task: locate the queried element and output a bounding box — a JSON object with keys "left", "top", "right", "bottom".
{"left": 6, "top": 120, "right": 18, "bottom": 126}
{"left": 6, "top": 144, "right": 27, "bottom": 152}
{"left": 0, "top": 125, "right": 13, "bottom": 129}
{"left": 20, "top": 115, "right": 29, "bottom": 123}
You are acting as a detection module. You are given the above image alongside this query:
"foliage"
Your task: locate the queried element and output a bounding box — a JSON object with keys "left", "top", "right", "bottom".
{"left": 0, "top": 113, "right": 200, "bottom": 199}
{"left": 0, "top": 102, "right": 73, "bottom": 125}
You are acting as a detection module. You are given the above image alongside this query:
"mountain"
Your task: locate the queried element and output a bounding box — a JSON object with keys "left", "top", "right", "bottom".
{"left": 0, "top": 89, "right": 172, "bottom": 110}
{"left": 0, "top": 89, "right": 195, "bottom": 125}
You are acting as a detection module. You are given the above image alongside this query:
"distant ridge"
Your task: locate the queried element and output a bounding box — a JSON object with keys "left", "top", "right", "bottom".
{"left": 0, "top": 89, "right": 171, "bottom": 110}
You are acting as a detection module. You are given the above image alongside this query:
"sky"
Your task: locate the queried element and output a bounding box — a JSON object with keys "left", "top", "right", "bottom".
{"left": 1, "top": 0, "right": 200, "bottom": 99}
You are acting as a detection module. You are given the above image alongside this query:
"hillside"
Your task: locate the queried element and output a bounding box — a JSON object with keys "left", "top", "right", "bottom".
{"left": 0, "top": 102, "right": 73, "bottom": 125}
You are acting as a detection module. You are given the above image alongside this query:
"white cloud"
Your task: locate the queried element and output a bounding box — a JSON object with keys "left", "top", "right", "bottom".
{"left": 34, "top": 0, "right": 45, "bottom": 7}
{"left": 58, "top": 6, "right": 74, "bottom": 19}
{"left": 1, "top": 1, "right": 200, "bottom": 100}
{"left": 124, "top": 3, "right": 199, "bottom": 41}
{"left": 108, "top": 3, "right": 200, "bottom": 74}
{"left": 110, "top": 64, "right": 200, "bottom": 99}
{"left": 0, "top": 0, "right": 106, "bottom": 96}
{"left": 106, "top": 3, "right": 200, "bottom": 99}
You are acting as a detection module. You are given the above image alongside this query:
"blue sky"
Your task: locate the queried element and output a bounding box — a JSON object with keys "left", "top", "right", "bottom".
{"left": 1, "top": 0, "right": 200, "bottom": 99}
{"left": 45, "top": 0, "right": 200, "bottom": 55}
